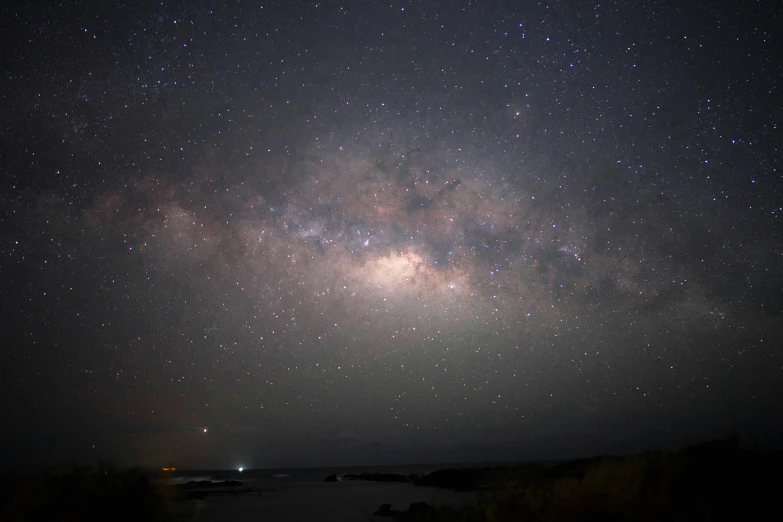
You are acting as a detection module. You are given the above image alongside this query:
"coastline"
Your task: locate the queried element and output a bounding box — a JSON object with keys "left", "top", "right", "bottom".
{"left": 4, "top": 439, "right": 782, "bottom": 521}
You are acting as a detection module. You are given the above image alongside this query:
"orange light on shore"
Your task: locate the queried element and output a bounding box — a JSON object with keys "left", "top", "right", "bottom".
{"left": 162, "top": 467, "right": 176, "bottom": 471}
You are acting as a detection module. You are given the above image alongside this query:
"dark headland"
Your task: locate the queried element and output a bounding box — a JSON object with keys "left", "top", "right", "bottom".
{"left": 325, "top": 436, "right": 783, "bottom": 521}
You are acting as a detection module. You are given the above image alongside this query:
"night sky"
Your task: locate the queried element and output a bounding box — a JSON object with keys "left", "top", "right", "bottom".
{"left": 1, "top": 1, "right": 781, "bottom": 471}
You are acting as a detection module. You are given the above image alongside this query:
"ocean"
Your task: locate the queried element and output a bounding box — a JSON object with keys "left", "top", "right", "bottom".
{"left": 153, "top": 463, "right": 491, "bottom": 521}
{"left": 153, "top": 462, "right": 465, "bottom": 487}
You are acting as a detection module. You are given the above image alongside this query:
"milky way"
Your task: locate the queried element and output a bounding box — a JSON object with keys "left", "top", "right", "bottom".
{"left": 89, "top": 141, "right": 687, "bottom": 357}
{"left": 53, "top": 129, "right": 775, "bottom": 467}
{"left": 1, "top": 0, "right": 781, "bottom": 469}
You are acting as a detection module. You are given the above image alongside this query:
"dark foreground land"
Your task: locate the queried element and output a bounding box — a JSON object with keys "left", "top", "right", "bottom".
{"left": 358, "top": 437, "right": 783, "bottom": 521}
{"left": 1, "top": 437, "right": 782, "bottom": 521}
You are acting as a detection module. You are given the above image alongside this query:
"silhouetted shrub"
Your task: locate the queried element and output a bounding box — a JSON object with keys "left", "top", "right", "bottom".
{"left": 390, "top": 437, "right": 783, "bottom": 522}
{"left": 1, "top": 462, "right": 171, "bottom": 522}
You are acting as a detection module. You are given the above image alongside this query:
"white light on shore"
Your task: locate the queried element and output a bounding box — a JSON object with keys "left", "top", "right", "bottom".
{"left": 238, "top": 467, "right": 243, "bottom": 472}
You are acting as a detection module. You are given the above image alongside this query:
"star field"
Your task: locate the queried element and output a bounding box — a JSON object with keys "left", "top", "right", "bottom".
{"left": 0, "top": 1, "right": 781, "bottom": 469}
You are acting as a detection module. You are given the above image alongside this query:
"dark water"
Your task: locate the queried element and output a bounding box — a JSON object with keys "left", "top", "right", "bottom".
{"left": 153, "top": 463, "right": 494, "bottom": 521}
{"left": 204, "top": 481, "right": 475, "bottom": 522}
{"left": 152, "top": 461, "right": 507, "bottom": 488}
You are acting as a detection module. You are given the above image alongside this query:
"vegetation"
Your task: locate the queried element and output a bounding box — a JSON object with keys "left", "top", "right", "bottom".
{"left": 2, "top": 437, "right": 781, "bottom": 521}
{"left": 0, "top": 462, "right": 180, "bottom": 522}
{"left": 386, "top": 436, "right": 783, "bottom": 521}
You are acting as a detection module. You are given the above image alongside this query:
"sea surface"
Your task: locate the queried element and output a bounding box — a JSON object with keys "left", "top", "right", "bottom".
{"left": 153, "top": 462, "right": 488, "bottom": 487}
{"left": 153, "top": 463, "right": 497, "bottom": 521}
